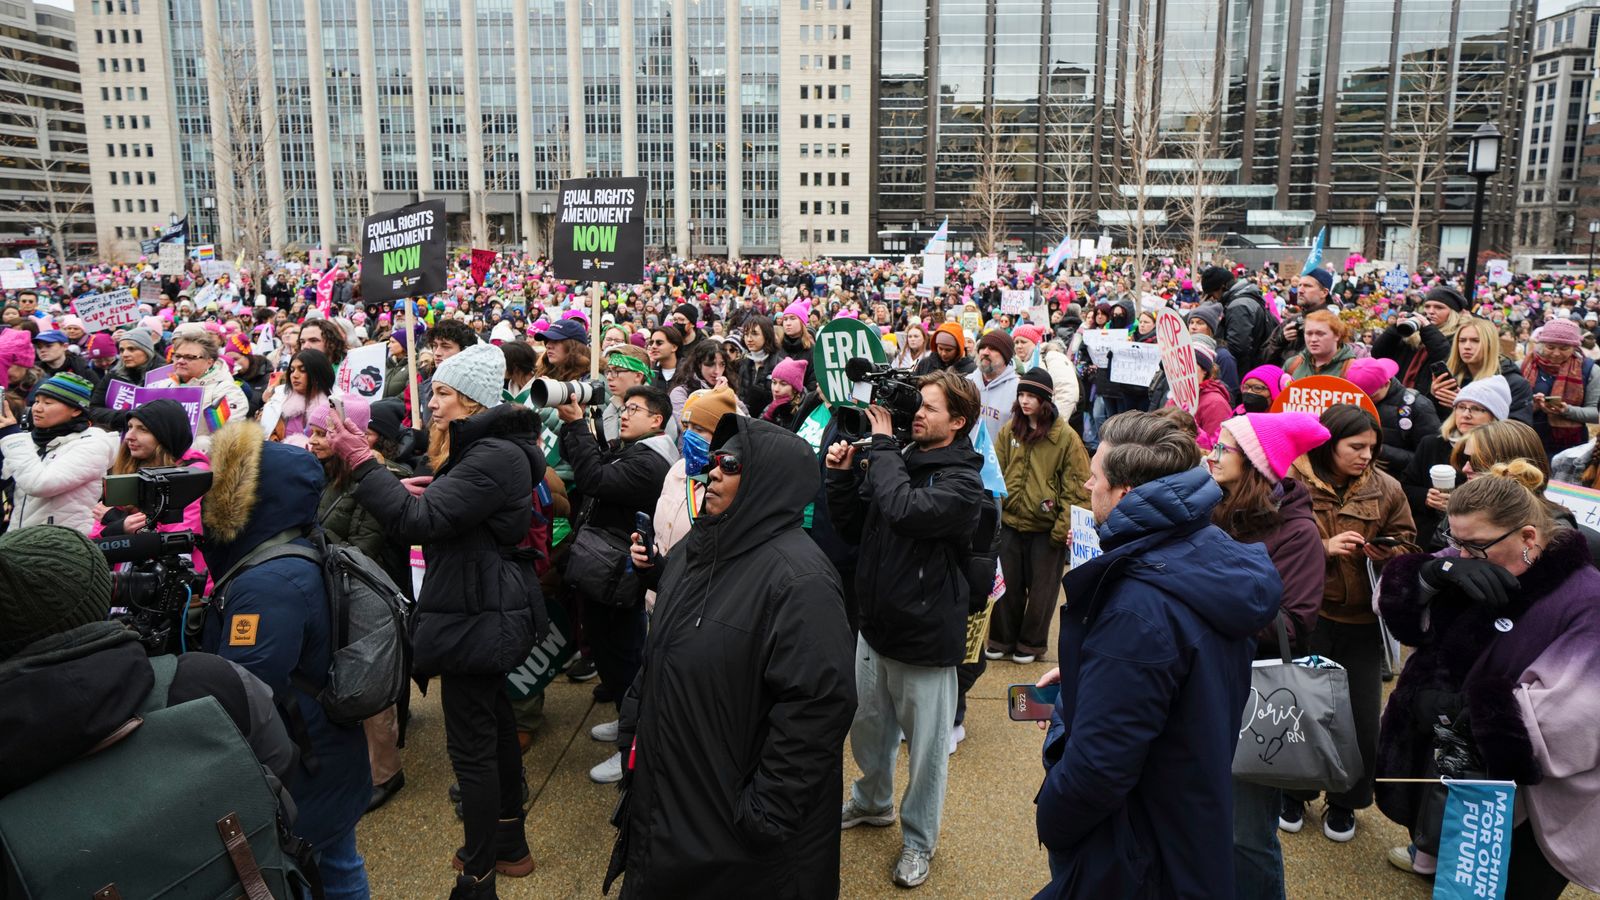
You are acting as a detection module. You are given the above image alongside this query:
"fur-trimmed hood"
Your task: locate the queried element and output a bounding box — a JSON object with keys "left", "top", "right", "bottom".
{"left": 199, "top": 420, "right": 324, "bottom": 575}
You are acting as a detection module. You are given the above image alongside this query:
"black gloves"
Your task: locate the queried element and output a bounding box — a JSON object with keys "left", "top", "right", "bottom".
{"left": 1433, "top": 715, "right": 1484, "bottom": 780}
{"left": 1420, "top": 557, "right": 1519, "bottom": 609}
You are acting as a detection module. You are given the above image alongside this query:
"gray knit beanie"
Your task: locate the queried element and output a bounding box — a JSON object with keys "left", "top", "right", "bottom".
{"left": 432, "top": 342, "right": 506, "bottom": 410}
{"left": 0, "top": 526, "right": 114, "bottom": 661}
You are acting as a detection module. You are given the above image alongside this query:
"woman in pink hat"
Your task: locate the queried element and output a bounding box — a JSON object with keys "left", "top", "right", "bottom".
{"left": 1522, "top": 317, "right": 1599, "bottom": 458}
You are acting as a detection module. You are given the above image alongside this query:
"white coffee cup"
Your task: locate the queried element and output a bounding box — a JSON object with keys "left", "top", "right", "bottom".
{"left": 1430, "top": 464, "right": 1457, "bottom": 492}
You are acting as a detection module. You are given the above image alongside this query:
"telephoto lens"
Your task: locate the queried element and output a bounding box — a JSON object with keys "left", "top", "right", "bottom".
{"left": 1396, "top": 318, "right": 1418, "bottom": 338}
{"left": 530, "top": 378, "right": 602, "bottom": 407}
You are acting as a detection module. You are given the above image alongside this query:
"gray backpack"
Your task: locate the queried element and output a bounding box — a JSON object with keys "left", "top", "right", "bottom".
{"left": 215, "top": 530, "right": 413, "bottom": 726}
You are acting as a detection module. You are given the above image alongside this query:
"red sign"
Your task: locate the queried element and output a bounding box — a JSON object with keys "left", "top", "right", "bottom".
{"left": 470, "top": 248, "right": 495, "bottom": 287}
{"left": 1269, "top": 375, "right": 1381, "bottom": 421}
{"left": 1155, "top": 309, "right": 1199, "bottom": 414}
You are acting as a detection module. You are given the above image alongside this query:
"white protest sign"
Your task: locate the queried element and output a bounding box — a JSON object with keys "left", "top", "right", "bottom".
{"left": 335, "top": 341, "right": 389, "bottom": 400}
{"left": 72, "top": 288, "right": 140, "bottom": 332}
{"left": 1110, "top": 341, "right": 1162, "bottom": 387}
{"left": 1487, "top": 259, "right": 1511, "bottom": 286}
{"left": 921, "top": 253, "right": 945, "bottom": 288}
{"left": 1096, "top": 235, "right": 1113, "bottom": 257}
{"left": 158, "top": 242, "right": 185, "bottom": 276}
{"left": 18, "top": 249, "right": 40, "bottom": 273}
{"left": 1026, "top": 305, "right": 1050, "bottom": 327}
{"left": 0, "top": 259, "right": 36, "bottom": 290}
{"left": 1015, "top": 261, "right": 1036, "bottom": 276}
{"left": 1000, "top": 289, "right": 1031, "bottom": 315}
{"left": 1069, "top": 506, "right": 1102, "bottom": 569}
{"left": 1547, "top": 482, "right": 1600, "bottom": 531}
{"left": 1383, "top": 266, "right": 1408, "bottom": 293}
{"left": 883, "top": 285, "right": 902, "bottom": 301}
{"left": 972, "top": 256, "right": 999, "bottom": 288}
{"left": 1080, "top": 239, "right": 1098, "bottom": 260}
{"left": 1079, "top": 329, "right": 1129, "bottom": 367}
{"left": 1156, "top": 309, "right": 1200, "bottom": 414}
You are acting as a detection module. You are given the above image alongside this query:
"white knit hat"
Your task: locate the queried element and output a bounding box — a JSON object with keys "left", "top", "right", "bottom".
{"left": 432, "top": 342, "right": 505, "bottom": 410}
{"left": 1454, "top": 374, "right": 1511, "bottom": 422}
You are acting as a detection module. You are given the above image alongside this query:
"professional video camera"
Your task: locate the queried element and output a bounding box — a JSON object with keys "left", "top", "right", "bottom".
{"left": 530, "top": 377, "right": 604, "bottom": 407}
{"left": 95, "top": 466, "right": 212, "bottom": 656}
{"left": 834, "top": 357, "right": 923, "bottom": 445}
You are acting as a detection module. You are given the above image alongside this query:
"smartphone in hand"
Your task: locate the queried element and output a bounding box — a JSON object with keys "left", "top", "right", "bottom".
{"left": 1008, "top": 684, "right": 1061, "bottom": 721}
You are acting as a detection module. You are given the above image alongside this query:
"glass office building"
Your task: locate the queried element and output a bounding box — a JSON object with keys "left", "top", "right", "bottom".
{"left": 872, "top": 0, "right": 1535, "bottom": 265}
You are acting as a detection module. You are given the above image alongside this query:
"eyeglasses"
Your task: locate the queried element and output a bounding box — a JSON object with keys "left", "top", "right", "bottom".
{"left": 1208, "top": 440, "right": 1243, "bottom": 460}
{"left": 604, "top": 367, "right": 635, "bottom": 378}
{"left": 1443, "top": 523, "right": 1525, "bottom": 559}
{"left": 706, "top": 451, "right": 742, "bottom": 476}
{"left": 648, "top": 339, "right": 669, "bottom": 346}
{"left": 1454, "top": 403, "right": 1491, "bottom": 417}
{"left": 620, "top": 403, "right": 651, "bottom": 417}
{"left": 171, "top": 352, "right": 206, "bottom": 362}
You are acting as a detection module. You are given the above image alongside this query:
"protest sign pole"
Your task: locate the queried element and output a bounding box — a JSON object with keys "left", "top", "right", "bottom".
{"left": 589, "top": 281, "right": 604, "bottom": 380}
{"left": 405, "top": 299, "right": 421, "bottom": 426}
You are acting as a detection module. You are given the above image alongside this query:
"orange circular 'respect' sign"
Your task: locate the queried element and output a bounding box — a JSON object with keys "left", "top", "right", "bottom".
{"left": 1268, "top": 375, "right": 1381, "bottom": 421}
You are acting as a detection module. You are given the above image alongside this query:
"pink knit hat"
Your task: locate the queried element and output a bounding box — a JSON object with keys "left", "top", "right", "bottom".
{"left": 1239, "top": 364, "right": 1289, "bottom": 401}
{"left": 771, "top": 357, "right": 808, "bottom": 393}
{"left": 1012, "top": 324, "right": 1045, "bottom": 345}
{"left": 0, "top": 328, "right": 35, "bottom": 387}
{"left": 781, "top": 299, "right": 812, "bottom": 323}
{"left": 1532, "top": 318, "right": 1583, "bottom": 348}
{"left": 1344, "top": 357, "right": 1399, "bottom": 398}
{"left": 1222, "top": 412, "right": 1330, "bottom": 483}
{"left": 308, "top": 395, "right": 372, "bottom": 434}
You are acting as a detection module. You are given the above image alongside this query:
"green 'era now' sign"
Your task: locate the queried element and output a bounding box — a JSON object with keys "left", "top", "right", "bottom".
{"left": 812, "top": 317, "right": 887, "bottom": 408}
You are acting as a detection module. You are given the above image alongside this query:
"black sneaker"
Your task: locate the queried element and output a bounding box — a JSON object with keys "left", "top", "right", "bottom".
{"left": 566, "top": 657, "right": 598, "bottom": 682}
{"left": 1278, "top": 797, "right": 1305, "bottom": 833}
{"left": 1323, "top": 804, "right": 1356, "bottom": 842}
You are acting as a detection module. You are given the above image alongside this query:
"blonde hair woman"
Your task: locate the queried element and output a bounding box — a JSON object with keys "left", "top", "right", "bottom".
{"left": 1430, "top": 316, "right": 1532, "bottom": 422}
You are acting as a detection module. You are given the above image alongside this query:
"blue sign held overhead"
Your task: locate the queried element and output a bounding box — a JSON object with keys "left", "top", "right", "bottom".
{"left": 1384, "top": 266, "right": 1409, "bottom": 293}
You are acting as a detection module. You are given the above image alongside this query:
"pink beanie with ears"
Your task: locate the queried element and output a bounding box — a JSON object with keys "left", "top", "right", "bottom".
{"left": 781, "top": 299, "right": 812, "bottom": 322}
{"left": 1344, "top": 357, "right": 1400, "bottom": 398}
{"left": 1222, "top": 412, "right": 1330, "bottom": 483}
{"left": 0, "top": 328, "right": 37, "bottom": 387}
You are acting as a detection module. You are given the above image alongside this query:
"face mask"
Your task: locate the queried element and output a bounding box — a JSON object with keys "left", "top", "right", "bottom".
{"left": 681, "top": 429, "right": 711, "bottom": 477}
{"left": 1241, "top": 393, "right": 1272, "bottom": 413}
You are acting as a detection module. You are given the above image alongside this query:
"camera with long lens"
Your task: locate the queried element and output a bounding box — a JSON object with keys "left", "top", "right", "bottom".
{"left": 1396, "top": 317, "right": 1419, "bottom": 338}
{"left": 95, "top": 466, "right": 212, "bottom": 656}
{"left": 530, "top": 377, "right": 604, "bottom": 407}
{"left": 834, "top": 357, "right": 922, "bottom": 445}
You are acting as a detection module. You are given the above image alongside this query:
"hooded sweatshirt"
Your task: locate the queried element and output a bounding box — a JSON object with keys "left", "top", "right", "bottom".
{"left": 966, "top": 363, "right": 1018, "bottom": 446}
{"left": 1037, "top": 467, "right": 1280, "bottom": 899}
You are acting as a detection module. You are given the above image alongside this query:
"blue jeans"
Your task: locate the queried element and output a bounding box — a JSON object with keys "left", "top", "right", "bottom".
{"left": 1232, "top": 779, "right": 1284, "bottom": 900}
{"left": 317, "top": 824, "right": 370, "bottom": 900}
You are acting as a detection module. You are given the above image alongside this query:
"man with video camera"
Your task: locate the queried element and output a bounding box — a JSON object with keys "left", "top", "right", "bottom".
{"left": 823, "top": 369, "right": 984, "bottom": 890}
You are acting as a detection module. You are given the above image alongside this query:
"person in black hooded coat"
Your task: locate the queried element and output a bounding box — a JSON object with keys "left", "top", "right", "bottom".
{"left": 607, "top": 417, "right": 857, "bottom": 899}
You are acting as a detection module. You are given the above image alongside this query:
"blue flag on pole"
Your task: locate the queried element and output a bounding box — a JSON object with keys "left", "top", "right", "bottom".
{"left": 971, "top": 424, "right": 1008, "bottom": 497}
{"left": 1301, "top": 226, "right": 1326, "bottom": 276}
{"left": 1433, "top": 780, "right": 1515, "bottom": 900}
{"left": 923, "top": 217, "right": 949, "bottom": 255}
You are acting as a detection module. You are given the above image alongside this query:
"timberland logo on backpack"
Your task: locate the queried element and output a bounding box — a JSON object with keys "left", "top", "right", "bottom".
{"left": 229, "top": 614, "right": 259, "bottom": 647}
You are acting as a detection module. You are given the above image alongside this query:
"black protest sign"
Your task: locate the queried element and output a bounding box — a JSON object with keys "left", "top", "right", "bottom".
{"left": 551, "top": 177, "right": 646, "bottom": 285}
{"left": 360, "top": 200, "right": 447, "bottom": 303}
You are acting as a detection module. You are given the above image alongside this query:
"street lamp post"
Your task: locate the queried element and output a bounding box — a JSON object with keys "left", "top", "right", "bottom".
{"left": 1374, "top": 196, "right": 1388, "bottom": 260}
{"left": 686, "top": 220, "right": 696, "bottom": 260}
{"left": 1029, "top": 201, "right": 1040, "bottom": 260}
{"left": 1589, "top": 220, "right": 1599, "bottom": 281}
{"left": 1462, "top": 122, "right": 1501, "bottom": 302}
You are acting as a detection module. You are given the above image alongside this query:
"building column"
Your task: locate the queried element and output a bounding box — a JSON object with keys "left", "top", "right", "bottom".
{"left": 303, "top": 0, "right": 336, "bottom": 250}
{"left": 514, "top": 0, "right": 536, "bottom": 254}
{"left": 619, "top": 0, "right": 638, "bottom": 177}
{"left": 565, "top": 0, "right": 586, "bottom": 178}
{"left": 409, "top": 0, "right": 433, "bottom": 194}
{"left": 200, "top": 0, "right": 234, "bottom": 249}
{"left": 461, "top": 0, "right": 487, "bottom": 247}
{"left": 724, "top": 0, "right": 741, "bottom": 259}
{"left": 672, "top": 0, "right": 690, "bottom": 255}
{"left": 355, "top": 0, "right": 382, "bottom": 212}
{"left": 249, "top": 0, "right": 287, "bottom": 249}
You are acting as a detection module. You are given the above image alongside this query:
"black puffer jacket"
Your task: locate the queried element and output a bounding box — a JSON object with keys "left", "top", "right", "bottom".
{"left": 826, "top": 433, "right": 984, "bottom": 667}
{"left": 1375, "top": 378, "right": 1441, "bottom": 474}
{"left": 351, "top": 403, "right": 545, "bottom": 677}
{"left": 614, "top": 418, "right": 856, "bottom": 899}
{"left": 559, "top": 420, "right": 674, "bottom": 537}
{"left": 1220, "top": 280, "right": 1270, "bottom": 373}
{"left": 87, "top": 360, "right": 149, "bottom": 431}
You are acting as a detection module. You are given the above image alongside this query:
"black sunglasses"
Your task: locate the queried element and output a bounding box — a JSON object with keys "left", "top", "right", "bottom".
{"left": 704, "top": 451, "right": 742, "bottom": 477}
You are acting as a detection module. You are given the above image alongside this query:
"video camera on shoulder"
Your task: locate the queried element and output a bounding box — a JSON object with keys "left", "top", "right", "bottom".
{"left": 834, "top": 356, "right": 921, "bottom": 446}
{"left": 96, "top": 466, "right": 213, "bottom": 656}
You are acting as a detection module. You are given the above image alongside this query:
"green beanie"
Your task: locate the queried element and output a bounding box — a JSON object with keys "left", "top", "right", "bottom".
{"left": 0, "top": 526, "right": 113, "bottom": 661}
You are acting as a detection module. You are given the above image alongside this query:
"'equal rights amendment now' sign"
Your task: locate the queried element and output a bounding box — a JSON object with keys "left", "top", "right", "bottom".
{"left": 552, "top": 176, "right": 647, "bottom": 284}
{"left": 360, "top": 200, "right": 447, "bottom": 304}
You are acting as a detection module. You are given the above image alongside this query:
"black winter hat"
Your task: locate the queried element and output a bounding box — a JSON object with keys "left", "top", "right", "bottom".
{"left": 1017, "top": 366, "right": 1055, "bottom": 401}
{"left": 1423, "top": 286, "right": 1467, "bottom": 313}
{"left": 367, "top": 398, "right": 407, "bottom": 444}
{"left": 675, "top": 302, "right": 701, "bottom": 325}
{"left": 0, "top": 526, "right": 113, "bottom": 661}
{"left": 131, "top": 399, "right": 194, "bottom": 459}
{"left": 1200, "top": 265, "right": 1235, "bottom": 296}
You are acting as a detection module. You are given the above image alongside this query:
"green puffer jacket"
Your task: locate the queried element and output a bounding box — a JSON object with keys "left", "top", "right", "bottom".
{"left": 995, "top": 417, "right": 1091, "bottom": 546}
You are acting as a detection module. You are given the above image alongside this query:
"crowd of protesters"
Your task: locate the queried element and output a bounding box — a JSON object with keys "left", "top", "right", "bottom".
{"left": 2, "top": 244, "right": 1599, "bottom": 899}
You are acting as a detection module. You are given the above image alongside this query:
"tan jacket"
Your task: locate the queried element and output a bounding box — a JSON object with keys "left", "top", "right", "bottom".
{"left": 1291, "top": 458, "right": 1416, "bottom": 625}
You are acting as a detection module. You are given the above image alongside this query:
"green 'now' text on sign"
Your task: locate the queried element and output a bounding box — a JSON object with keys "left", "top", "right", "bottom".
{"left": 382, "top": 245, "right": 420, "bottom": 275}
{"left": 572, "top": 225, "right": 618, "bottom": 253}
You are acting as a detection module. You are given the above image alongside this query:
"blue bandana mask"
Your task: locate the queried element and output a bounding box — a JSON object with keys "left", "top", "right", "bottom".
{"left": 681, "top": 429, "right": 711, "bottom": 477}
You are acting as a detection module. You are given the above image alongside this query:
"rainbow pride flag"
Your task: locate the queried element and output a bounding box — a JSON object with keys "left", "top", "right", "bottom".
{"left": 203, "top": 400, "right": 231, "bottom": 432}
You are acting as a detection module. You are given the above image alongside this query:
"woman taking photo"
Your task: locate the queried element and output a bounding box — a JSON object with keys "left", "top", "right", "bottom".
{"left": 1283, "top": 310, "right": 1357, "bottom": 379}
{"left": 1207, "top": 411, "right": 1331, "bottom": 900}
{"left": 1373, "top": 286, "right": 1464, "bottom": 396}
{"left": 92, "top": 399, "right": 209, "bottom": 549}
{"left": 325, "top": 343, "right": 545, "bottom": 900}
{"left": 1428, "top": 317, "right": 1532, "bottom": 424}
{"left": 1376, "top": 464, "right": 1600, "bottom": 897}
{"left": 263, "top": 349, "right": 336, "bottom": 448}
{"left": 984, "top": 368, "right": 1090, "bottom": 664}
{"left": 1400, "top": 375, "right": 1511, "bottom": 551}
{"left": 1520, "top": 318, "right": 1600, "bottom": 459}
{"left": 1284, "top": 404, "right": 1416, "bottom": 844}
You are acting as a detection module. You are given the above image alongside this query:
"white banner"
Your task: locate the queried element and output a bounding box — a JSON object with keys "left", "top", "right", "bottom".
{"left": 158, "top": 242, "right": 185, "bottom": 276}
{"left": 1110, "top": 341, "right": 1162, "bottom": 387}
{"left": 921, "top": 253, "right": 945, "bottom": 288}
{"left": 1000, "top": 289, "right": 1031, "bottom": 315}
{"left": 336, "top": 341, "right": 389, "bottom": 400}
{"left": 1078, "top": 329, "right": 1129, "bottom": 367}
{"left": 72, "top": 288, "right": 139, "bottom": 332}
{"left": 0, "top": 259, "right": 36, "bottom": 290}
{"left": 972, "top": 256, "right": 999, "bottom": 288}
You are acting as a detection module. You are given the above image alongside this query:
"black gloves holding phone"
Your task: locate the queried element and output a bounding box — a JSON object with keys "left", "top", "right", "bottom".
{"left": 1420, "top": 557, "right": 1519, "bottom": 609}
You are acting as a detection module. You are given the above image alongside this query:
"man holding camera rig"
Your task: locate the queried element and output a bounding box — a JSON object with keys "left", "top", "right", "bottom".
{"left": 823, "top": 369, "right": 985, "bottom": 890}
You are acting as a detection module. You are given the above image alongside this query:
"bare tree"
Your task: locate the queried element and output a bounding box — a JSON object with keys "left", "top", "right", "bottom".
{"left": 964, "top": 112, "right": 1018, "bottom": 257}
{"left": 1165, "top": 75, "right": 1235, "bottom": 269}
{"left": 209, "top": 42, "right": 280, "bottom": 264}
{"left": 0, "top": 45, "right": 92, "bottom": 263}
{"left": 1104, "top": 0, "right": 1167, "bottom": 290}
{"left": 1041, "top": 99, "right": 1095, "bottom": 256}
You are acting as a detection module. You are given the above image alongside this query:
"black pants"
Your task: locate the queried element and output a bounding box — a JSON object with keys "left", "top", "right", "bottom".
{"left": 1506, "top": 822, "right": 1569, "bottom": 899}
{"left": 990, "top": 526, "right": 1067, "bottom": 657}
{"left": 1292, "top": 619, "right": 1383, "bottom": 809}
{"left": 584, "top": 602, "right": 647, "bottom": 715}
{"left": 954, "top": 656, "right": 986, "bottom": 727}
{"left": 440, "top": 673, "right": 525, "bottom": 879}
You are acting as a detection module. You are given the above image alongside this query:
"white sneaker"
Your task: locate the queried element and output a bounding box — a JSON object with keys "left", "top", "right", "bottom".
{"left": 1011, "top": 653, "right": 1036, "bottom": 664}
{"left": 590, "top": 719, "right": 619, "bottom": 743}
{"left": 983, "top": 648, "right": 1004, "bottom": 661}
{"left": 589, "top": 751, "right": 623, "bottom": 784}
{"left": 947, "top": 724, "right": 966, "bottom": 756}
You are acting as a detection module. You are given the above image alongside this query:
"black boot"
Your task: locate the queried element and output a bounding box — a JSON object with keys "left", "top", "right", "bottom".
{"left": 448, "top": 871, "right": 497, "bottom": 900}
